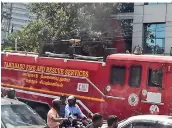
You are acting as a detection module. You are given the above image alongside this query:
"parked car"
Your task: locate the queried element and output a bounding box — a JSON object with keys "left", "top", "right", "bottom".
{"left": 1, "top": 97, "right": 49, "bottom": 128}
{"left": 117, "top": 115, "right": 172, "bottom": 128}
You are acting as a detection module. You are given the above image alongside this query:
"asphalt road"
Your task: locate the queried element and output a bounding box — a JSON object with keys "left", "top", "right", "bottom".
{"left": 101, "top": 123, "right": 108, "bottom": 128}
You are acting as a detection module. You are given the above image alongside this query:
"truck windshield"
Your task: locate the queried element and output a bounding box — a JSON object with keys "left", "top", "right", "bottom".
{"left": 1, "top": 104, "right": 47, "bottom": 128}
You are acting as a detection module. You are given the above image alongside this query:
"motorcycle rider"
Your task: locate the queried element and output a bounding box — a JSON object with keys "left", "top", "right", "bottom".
{"left": 86, "top": 113, "right": 103, "bottom": 128}
{"left": 5, "top": 88, "right": 18, "bottom": 100}
{"left": 47, "top": 99, "right": 67, "bottom": 128}
{"left": 65, "top": 95, "right": 87, "bottom": 119}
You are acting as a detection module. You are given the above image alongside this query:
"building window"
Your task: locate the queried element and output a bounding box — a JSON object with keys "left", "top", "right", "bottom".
{"left": 110, "top": 66, "right": 126, "bottom": 85}
{"left": 148, "top": 68, "right": 163, "bottom": 88}
{"left": 129, "top": 66, "right": 141, "bottom": 87}
{"left": 144, "top": 3, "right": 166, "bottom": 5}
{"left": 144, "top": 23, "right": 165, "bottom": 54}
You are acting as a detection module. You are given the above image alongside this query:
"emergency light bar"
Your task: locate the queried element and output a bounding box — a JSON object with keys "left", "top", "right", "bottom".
{"left": 133, "top": 45, "right": 143, "bottom": 55}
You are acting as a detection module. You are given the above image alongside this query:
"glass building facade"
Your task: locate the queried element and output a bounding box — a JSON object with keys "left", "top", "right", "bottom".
{"left": 144, "top": 3, "right": 167, "bottom": 5}
{"left": 144, "top": 23, "right": 165, "bottom": 54}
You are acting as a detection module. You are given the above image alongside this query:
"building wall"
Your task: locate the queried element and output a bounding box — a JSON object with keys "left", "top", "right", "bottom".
{"left": 132, "top": 3, "right": 172, "bottom": 54}
{"left": 1, "top": 3, "right": 33, "bottom": 42}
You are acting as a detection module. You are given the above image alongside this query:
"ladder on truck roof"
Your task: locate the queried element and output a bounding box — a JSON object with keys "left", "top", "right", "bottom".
{"left": 2, "top": 48, "right": 117, "bottom": 62}
{"left": 2, "top": 50, "right": 104, "bottom": 61}
{"left": 45, "top": 52, "right": 104, "bottom": 61}
{"left": 2, "top": 50, "right": 39, "bottom": 57}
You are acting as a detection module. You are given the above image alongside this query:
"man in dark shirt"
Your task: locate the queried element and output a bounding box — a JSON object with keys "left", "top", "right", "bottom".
{"left": 86, "top": 113, "right": 103, "bottom": 128}
{"left": 59, "top": 95, "right": 67, "bottom": 118}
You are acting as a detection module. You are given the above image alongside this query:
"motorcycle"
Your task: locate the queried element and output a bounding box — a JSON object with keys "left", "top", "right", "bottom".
{"left": 60, "top": 113, "right": 92, "bottom": 128}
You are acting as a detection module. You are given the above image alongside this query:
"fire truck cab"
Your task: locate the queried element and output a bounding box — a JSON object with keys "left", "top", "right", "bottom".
{"left": 104, "top": 54, "right": 172, "bottom": 119}
{"left": 1, "top": 49, "right": 172, "bottom": 121}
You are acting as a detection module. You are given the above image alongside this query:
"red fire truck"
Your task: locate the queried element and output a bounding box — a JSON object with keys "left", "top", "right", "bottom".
{"left": 1, "top": 48, "right": 172, "bottom": 121}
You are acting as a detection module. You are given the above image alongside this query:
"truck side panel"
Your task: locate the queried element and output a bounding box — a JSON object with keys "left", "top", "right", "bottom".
{"left": 1, "top": 53, "right": 108, "bottom": 117}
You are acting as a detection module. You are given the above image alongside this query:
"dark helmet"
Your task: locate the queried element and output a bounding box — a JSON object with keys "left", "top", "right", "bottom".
{"left": 60, "top": 95, "right": 67, "bottom": 100}
{"left": 68, "top": 95, "right": 76, "bottom": 106}
{"left": 52, "top": 99, "right": 61, "bottom": 111}
{"left": 6, "top": 88, "right": 16, "bottom": 99}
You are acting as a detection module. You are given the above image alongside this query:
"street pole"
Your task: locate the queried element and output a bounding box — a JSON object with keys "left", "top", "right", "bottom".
{"left": 15, "top": 38, "right": 17, "bottom": 51}
{"left": 7, "top": 3, "right": 12, "bottom": 34}
{"left": 1, "top": 2, "right": 3, "bottom": 22}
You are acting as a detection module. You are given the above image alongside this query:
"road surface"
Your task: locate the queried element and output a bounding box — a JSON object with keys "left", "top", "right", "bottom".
{"left": 101, "top": 121, "right": 107, "bottom": 128}
{"left": 101, "top": 123, "right": 108, "bottom": 128}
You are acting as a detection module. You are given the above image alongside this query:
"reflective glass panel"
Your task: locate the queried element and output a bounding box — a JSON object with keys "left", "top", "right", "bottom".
{"left": 156, "top": 24, "right": 165, "bottom": 38}
{"left": 144, "top": 23, "right": 165, "bottom": 54}
{"left": 147, "top": 2, "right": 166, "bottom": 5}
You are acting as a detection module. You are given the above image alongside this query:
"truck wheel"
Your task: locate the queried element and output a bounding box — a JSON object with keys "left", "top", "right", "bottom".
{"left": 34, "top": 106, "right": 49, "bottom": 121}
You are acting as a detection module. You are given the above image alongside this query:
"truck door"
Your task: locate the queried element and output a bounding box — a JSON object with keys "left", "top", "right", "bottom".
{"left": 103, "top": 62, "right": 127, "bottom": 120}
{"left": 124, "top": 64, "right": 142, "bottom": 117}
{"left": 104, "top": 61, "right": 142, "bottom": 119}
{"left": 165, "top": 64, "right": 172, "bottom": 115}
{"left": 139, "top": 63, "right": 165, "bottom": 115}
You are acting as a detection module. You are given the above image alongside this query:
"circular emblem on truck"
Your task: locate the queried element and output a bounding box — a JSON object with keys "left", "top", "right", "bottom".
{"left": 149, "top": 105, "right": 159, "bottom": 114}
{"left": 142, "top": 89, "right": 147, "bottom": 96}
{"left": 128, "top": 93, "right": 139, "bottom": 106}
{"left": 105, "top": 85, "right": 111, "bottom": 92}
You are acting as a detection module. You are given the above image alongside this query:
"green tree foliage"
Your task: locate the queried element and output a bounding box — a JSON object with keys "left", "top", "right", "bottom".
{"left": 7, "top": 20, "right": 45, "bottom": 52}
{"left": 30, "top": 3, "right": 81, "bottom": 39}
{"left": 6, "top": 3, "right": 134, "bottom": 53}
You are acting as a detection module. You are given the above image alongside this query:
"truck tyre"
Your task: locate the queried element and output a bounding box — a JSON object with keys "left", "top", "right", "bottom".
{"left": 34, "top": 106, "right": 49, "bottom": 121}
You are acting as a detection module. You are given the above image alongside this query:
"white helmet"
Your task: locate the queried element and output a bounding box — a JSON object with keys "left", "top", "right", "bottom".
{"left": 68, "top": 95, "right": 75, "bottom": 100}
